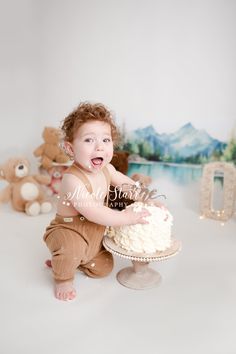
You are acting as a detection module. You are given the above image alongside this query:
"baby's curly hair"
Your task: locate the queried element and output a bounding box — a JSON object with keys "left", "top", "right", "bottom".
{"left": 61, "top": 102, "right": 120, "bottom": 145}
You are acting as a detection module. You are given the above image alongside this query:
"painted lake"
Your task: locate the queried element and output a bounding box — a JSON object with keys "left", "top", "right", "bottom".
{"left": 128, "top": 161, "right": 202, "bottom": 185}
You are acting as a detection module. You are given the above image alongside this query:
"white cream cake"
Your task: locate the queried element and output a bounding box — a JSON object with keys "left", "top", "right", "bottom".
{"left": 107, "top": 202, "right": 173, "bottom": 253}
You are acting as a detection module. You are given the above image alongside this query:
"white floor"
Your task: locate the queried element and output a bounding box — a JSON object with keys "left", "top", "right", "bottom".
{"left": 1, "top": 180, "right": 236, "bottom": 354}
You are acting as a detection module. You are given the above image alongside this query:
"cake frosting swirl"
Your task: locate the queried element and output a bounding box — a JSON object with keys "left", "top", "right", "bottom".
{"left": 107, "top": 202, "right": 173, "bottom": 253}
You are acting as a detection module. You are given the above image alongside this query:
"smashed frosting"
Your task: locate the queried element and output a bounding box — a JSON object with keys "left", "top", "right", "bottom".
{"left": 107, "top": 202, "right": 173, "bottom": 253}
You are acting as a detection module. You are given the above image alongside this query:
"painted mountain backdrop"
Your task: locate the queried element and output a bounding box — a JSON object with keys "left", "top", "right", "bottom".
{"left": 121, "top": 122, "right": 227, "bottom": 164}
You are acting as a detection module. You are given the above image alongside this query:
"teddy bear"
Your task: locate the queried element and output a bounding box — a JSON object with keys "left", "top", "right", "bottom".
{"left": 111, "top": 151, "right": 130, "bottom": 175}
{"left": 129, "top": 173, "right": 152, "bottom": 186}
{"left": 34, "top": 127, "right": 70, "bottom": 170}
{"left": 0, "top": 157, "right": 53, "bottom": 216}
{"left": 110, "top": 151, "right": 152, "bottom": 185}
{"left": 46, "top": 165, "right": 68, "bottom": 195}
{"left": 109, "top": 151, "right": 153, "bottom": 210}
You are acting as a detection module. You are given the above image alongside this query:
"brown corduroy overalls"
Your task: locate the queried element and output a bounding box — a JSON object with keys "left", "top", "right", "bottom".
{"left": 43, "top": 164, "right": 114, "bottom": 282}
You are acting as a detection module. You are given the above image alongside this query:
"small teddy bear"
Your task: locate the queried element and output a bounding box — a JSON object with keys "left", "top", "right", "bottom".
{"left": 130, "top": 173, "right": 152, "bottom": 186}
{"left": 34, "top": 127, "right": 70, "bottom": 170}
{"left": 0, "top": 157, "right": 52, "bottom": 216}
{"left": 109, "top": 150, "right": 153, "bottom": 210}
{"left": 46, "top": 165, "right": 68, "bottom": 195}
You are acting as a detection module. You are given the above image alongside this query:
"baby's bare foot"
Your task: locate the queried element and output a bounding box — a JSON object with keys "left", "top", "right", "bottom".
{"left": 55, "top": 280, "right": 76, "bottom": 301}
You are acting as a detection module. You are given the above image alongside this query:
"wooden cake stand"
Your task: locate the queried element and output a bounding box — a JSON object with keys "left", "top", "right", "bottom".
{"left": 103, "top": 236, "right": 181, "bottom": 290}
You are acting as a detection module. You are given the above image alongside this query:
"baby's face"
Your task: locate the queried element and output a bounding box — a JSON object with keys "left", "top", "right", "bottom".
{"left": 69, "top": 120, "right": 113, "bottom": 173}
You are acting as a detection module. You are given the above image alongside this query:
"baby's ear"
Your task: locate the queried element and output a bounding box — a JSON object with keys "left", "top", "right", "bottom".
{"left": 63, "top": 141, "right": 73, "bottom": 155}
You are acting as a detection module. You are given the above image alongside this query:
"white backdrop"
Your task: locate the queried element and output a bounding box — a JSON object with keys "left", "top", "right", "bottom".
{"left": 0, "top": 0, "right": 235, "bottom": 162}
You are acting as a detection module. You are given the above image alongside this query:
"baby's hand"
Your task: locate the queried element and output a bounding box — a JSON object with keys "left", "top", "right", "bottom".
{"left": 123, "top": 206, "right": 150, "bottom": 225}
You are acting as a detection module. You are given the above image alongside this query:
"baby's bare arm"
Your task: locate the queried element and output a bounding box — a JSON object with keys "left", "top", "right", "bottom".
{"left": 59, "top": 174, "right": 149, "bottom": 227}
{"left": 78, "top": 203, "right": 149, "bottom": 226}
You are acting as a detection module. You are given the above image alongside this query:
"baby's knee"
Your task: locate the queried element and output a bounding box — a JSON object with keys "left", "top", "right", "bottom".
{"left": 46, "top": 230, "right": 85, "bottom": 260}
{"left": 99, "top": 251, "right": 114, "bottom": 276}
{"left": 82, "top": 251, "right": 114, "bottom": 278}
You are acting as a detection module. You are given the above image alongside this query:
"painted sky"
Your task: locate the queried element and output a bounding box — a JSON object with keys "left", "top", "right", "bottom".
{"left": 1, "top": 0, "right": 236, "bottom": 156}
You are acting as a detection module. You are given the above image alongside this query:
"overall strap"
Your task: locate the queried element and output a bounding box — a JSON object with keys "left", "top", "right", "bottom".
{"left": 102, "top": 166, "right": 111, "bottom": 207}
{"left": 65, "top": 164, "right": 93, "bottom": 193}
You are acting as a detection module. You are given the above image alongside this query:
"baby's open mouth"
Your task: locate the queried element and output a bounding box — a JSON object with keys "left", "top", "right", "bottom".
{"left": 91, "top": 157, "right": 104, "bottom": 166}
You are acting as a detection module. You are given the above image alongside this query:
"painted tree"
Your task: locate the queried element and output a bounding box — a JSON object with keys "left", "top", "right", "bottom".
{"left": 123, "top": 140, "right": 139, "bottom": 154}
{"left": 223, "top": 132, "right": 236, "bottom": 164}
{"left": 138, "top": 140, "right": 154, "bottom": 159}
